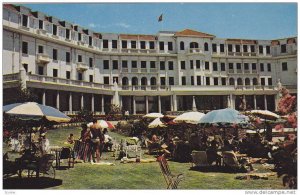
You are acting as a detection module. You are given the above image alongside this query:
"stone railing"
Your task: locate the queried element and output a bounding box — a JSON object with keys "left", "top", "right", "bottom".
{"left": 3, "top": 73, "right": 20, "bottom": 82}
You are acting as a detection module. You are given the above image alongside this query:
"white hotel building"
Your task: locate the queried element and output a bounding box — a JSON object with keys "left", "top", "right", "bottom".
{"left": 3, "top": 4, "right": 297, "bottom": 114}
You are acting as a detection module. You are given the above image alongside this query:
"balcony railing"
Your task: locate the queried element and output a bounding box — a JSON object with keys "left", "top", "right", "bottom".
{"left": 150, "top": 68, "right": 157, "bottom": 73}
{"left": 189, "top": 48, "right": 203, "bottom": 54}
{"left": 140, "top": 68, "right": 147, "bottom": 73}
{"left": 3, "top": 73, "right": 20, "bottom": 82}
{"left": 122, "top": 68, "right": 128, "bottom": 73}
{"left": 131, "top": 68, "right": 139, "bottom": 73}
{"left": 228, "top": 69, "right": 234, "bottom": 73}
{"left": 36, "top": 54, "right": 51, "bottom": 64}
{"left": 76, "top": 62, "right": 88, "bottom": 72}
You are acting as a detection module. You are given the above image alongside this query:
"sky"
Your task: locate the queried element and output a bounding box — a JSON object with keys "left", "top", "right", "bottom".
{"left": 21, "top": 3, "right": 297, "bottom": 40}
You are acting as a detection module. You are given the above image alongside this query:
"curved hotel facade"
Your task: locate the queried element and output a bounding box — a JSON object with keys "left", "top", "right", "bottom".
{"left": 3, "top": 4, "right": 297, "bottom": 114}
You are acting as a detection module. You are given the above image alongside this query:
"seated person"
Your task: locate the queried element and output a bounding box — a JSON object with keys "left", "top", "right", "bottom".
{"left": 40, "top": 135, "right": 50, "bottom": 155}
{"left": 206, "top": 140, "right": 222, "bottom": 166}
{"left": 66, "top": 133, "right": 75, "bottom": 144}
{"left": 147, "top": 134, "right": 161, "bottom": 154}
{"left": 103, "top": 128, "right": 113, "bottom": 151}
{"left": 222, "top": 139, "right": 234, "bottom": 152}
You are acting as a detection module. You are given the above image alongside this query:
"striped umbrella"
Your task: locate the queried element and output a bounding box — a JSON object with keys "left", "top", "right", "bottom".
{"left": 3, "top": 102, "right": 71, "bottom": 122}
{"left": 97, "top": 120, "right": 115, "bottom": 129}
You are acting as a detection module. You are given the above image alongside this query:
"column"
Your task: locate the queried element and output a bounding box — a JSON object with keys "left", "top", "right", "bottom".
{"left": 42, "top": 90, "right": 46, "bottom": 105}
{"left": 243, "top": 94, "right": 246, "bottom": 109}
{"left": 56, "top": 91, "right": 60, "bottom": 110}
{"left": 232, "top": 95, "right": 236, "bottom": 109}
{"left": 133, "top": 96, "right": 136, "bottom": 115}
{"left": 275, "top": 94, "right": 280, "bottom": 111}
{"left": 227, "top": 95, "right": 231, "bottom": 108}
{"left": 158, "top": 96, "right": 161, "bottom": 113}
{"left": 101, "top": 95, "right": 105, "bottom": 114}
{"left": 254, "top": 95, "right": 257, "bottom": 109}
{"left": 145, "top": 96, "right": 149, "bottom": 114}
{"left": 69, "top": 92, "right": 72, "bottom": 112}
{"left": 229, "top": 94, "right": 233, "bottom": 109}
{"left": 173, "top": 94, "right": 177, "bottom": 111}
{"left": 91, "top": 94, "right": 95, "bottom": 112}
{"left": 170, "top": 95, "right": 174, "bottom": 111}
{"left": 192, "top": 96, "right": 197, "bottom": 111}
{"left": 81, "top": 93, "right": 84, "bottom": 109}
{"left": 264, "top": 95, "right": 267, "bottom": 110}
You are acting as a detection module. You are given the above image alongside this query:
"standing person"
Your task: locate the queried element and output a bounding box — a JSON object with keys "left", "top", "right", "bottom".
{"left": 103, "top": 128, "right": 113, "bottom": 151}
{"left": 125, "top": 110, "right": 129, "bottom": 121}
{"left": 79, "top": 124, "right": 92, "bottom": 162}
{"left": 90, "top": 119, "right": 103, "bottom": 163}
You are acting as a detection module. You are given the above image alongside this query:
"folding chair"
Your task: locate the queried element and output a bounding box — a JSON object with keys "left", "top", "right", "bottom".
{"left": 60, "top": 147, "right": 75, "bottom": 168}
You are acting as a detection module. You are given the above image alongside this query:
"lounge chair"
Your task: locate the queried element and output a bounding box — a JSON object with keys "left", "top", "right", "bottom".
{"left": 222, "top": 151, "right": 253, "bottom": 172}
{"left": 191, "top": 151, "right": 210, "bottom": 167}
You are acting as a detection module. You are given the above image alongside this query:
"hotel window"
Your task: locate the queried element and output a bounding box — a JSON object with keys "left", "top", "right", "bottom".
{"left": 149, "top": 41, "right": 155, "bottom": 49}
{"left": 204, "top": 42, "right": 209, "bottom": 51}
{"left": 259, "top": 45, "right": 263, "bottom": 54}
{"left": 23, "top": 64, "right": 28, "bottom": 72}
{"left": 22, "top": 42, "right": 28, "bottom": 54}
{"left": 66, "top": 29, "right": 70, "bottom": 39}
{"left": 131, "top": 41, "right": 136, "bottom": 49}
{"left": 103, "top": 40, "right": 109, "bottom": 48}
{"left": 78, "top": 73, "right": 83, "bottom": 81}
{"left": 112, "top": 40, "right": 118, "bottom": 49}
{"left": 89, "top": 75, "right": 93, "bottom": 82}
{"left": 168, "top": 42, "right": 173, "bottom": 51}
{"left": 268, "top": 78, "right": 272, "bottom": 86}
{"left": 282, "top": 62, "right": 288, "bottom": 71}
{"left": 78, "top": 33, "right": 82, "bottom": 41}
{"left": 150, "top": 61, "right": 156, "bottom": 69}
{"left": 190, "top": 60, "right": 194, "bottom": 69}
{"left": 266, "top": 46, "right": 270, "bottom": 54}
{"left": 213, "top": 78, "right": 218, "bottom": 85}
{"left": 260, "top": 63, "right": 264, "bottom": 71}
{"left": 196, "top": 60, "right": 201, "bottom": 69}
{"left": 103, "top": 60, "right": 109, "bottom": 69}
{"left": 267, "top": 63, "right": 271, "bottom": 72}
{"left": 220, "top": 44, "right": 225, "bottom": 53}
{"left": 131, "top": 61, "right": 137, "bottom": 68}
{"left": 213, "top": 62, "right": 218, "bottom": 71}
{"left": 140, "top": 41, "right": 146, "bottom": 49}
{"left": 212, "top": 44, "right": 217, "bottom": 52}
{"left": 122, "top": 41, "right": 127, "bottom": 48}
{"left": 66, "top": 52, "right": 70, "bottom": 63}
{"left": 104, "top": 77, "right": 110, "bottom": 84}
{"left": 39, "top": 20, "right": 43, "bottom": 29}
{"left": 243, "top": 45, "right": 248, "bottom": 52}
{"left": 250, "top": 45, "right": 255, "bottom": 53}
{"left": 53, "top": 49, "right": 58, "bottom": 61}
{"left": 221, "top": 78, "right": 226, "bottom": 86}
{"left": 191, "top": 76, "right": 194, "bottom": 85}
{"left": 181, "top": 77, "right": 186, "bottom": 85}
{"left": 53, "top": 69, "right": 58, "bottom": 77}
{"left": 66, "top": 71, "right": 70, "bottom": 79}
{"left": 205, "top": 61, "right": 209, "bottom": 70}
{"left": 261, "top": 78, "right": 265, "bottom": 86}
{"left": 228, "top": 44, "right": 233, "bottom": 52}
{"left": 160, "top": 77, "right": 166, "bottom": 86}
{"left": 235, "top": 45, "right": 240, "bottom": 52}
{"left": 160, "top": 61, "right": 165, "bottom": 70}
{"left": 236, "top": 63, "right": 241, "bottom": 70}
{"left": 244, "top": 63, "right": 249, "bottom": 70}
{"left": 77, "top": 55, "right": 82, "bottom": 62}
{"left": 180, "top": 41, "right": 185, "bottom": 50}
{"left": 122, "top": 60, "right": 128, "bottom": 68}
{"left": 281, "top": 44, "right": 287, "bottom": 53}
{"left": 89, "top": 36, "right": 93, "bottom": 46}
{"left": 53, "top": 25, "right": 57, "bottom": 36}
{"left": 22, "top": 14, "right": 28, "bottom": 27}
{"left": 206, "top": 77, "right": 210, "bottom": 85}
{"left": 252, "top": 63, "right": 257, "bottom": 70}
{"left": 197, "top": 76, "right": 201, "bottom": 85}
{"left": 159, "top": 42, "right": 164, "bottom": 50}
{"left": 221, "top": 63, "right": 225, "bottom": 71}
{"left": 38, "top": 66, "right": 44, "bottom": 75}
{"left": 141, "top": 61, "right": 146, "bottom": 69}
{"left": 169, "top": 77, "right": 174, "bottom": 85}
{"left": 168, "top": 61, "right": 174, "bottom": 70}
{"left": 38, "top": 45, "right": 44, "bottom": 54}
{"left": 113, "top": 60, "right": 118, "bottom": 69}
{"left": 180, "top": 61, "right": 186, "bottom": 70}
{"left": 229, "top": 63, "right": 234, "bottom": 70}
{"left": 89, "top": 58, "right": 93, "bottom": 68}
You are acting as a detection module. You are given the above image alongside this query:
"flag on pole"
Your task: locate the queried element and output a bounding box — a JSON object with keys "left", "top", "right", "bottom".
{"left": 158, "top": 14, "right": 163, "bottom": 22}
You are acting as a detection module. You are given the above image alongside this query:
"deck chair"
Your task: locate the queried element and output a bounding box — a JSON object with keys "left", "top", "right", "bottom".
{"left": 222, "top": 151, "right": 252, "bottom": 172}
{"left": 157, "top": 154, "right": 184, "bottom": 189}
{"left": 191, "top": 151, "right": 210, "bottom": 167}
{"left": 60, "top": 147, "right": 75, "bottom": 168}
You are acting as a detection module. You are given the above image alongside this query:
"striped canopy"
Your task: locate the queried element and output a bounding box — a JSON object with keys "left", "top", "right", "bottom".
{"left": 3, "top": 102, "right": 71, "bottom": 123}
{"left": 97, "top": 120, "right": 115, "bottom": 129}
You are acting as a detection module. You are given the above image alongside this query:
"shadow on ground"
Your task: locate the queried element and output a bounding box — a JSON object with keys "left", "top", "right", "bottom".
{"left": 189, "top": 166, "right": 247, "bottom": 173}
{"left": 3, "top": 177, "right": 63, "bottom": 189}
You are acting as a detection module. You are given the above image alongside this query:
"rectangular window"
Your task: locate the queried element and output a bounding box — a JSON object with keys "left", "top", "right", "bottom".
{"left": 89, "top": 75, "right": 93, "bottom": 82}
{"left": 78, "top": 73, "right": 83, "bottom": 81}
{"left": 214, "top": 77, "right": 218, "bottom": 85}
{"left": 122, "top": 60, "right": 128, "bottom": 68}
{"left": 22, "top": 14, "right": 28, "bottom": 27}
{"left": 66, "top": 29, "right": 70, "bottom": 39}
{"left": 190, "top": 60, "right": 194, "bottom": 69}
{"left": 206, "top": 77, "right": 210, "bottom": 85}
{"left": 149, "top": 41, "right": 155, "bottom": 49}
{"left": 243, "top": 45, "right": 248, "bottom": 52}
{"left": 66, "top": 52, "right": 70, "bottom": 63}
{"left": 191, "top": 76, "right": 194, "bottom": 85}
{"left": 168, "top": 61, "right": 174, "bottom": 70}
{"left": 150, "top": 61, "right": 156, "bottom": 69}
{"left": 259, "top": 45, "right": 263, "bottom": 54}
{"left": 282, "top": 62, "right": 288, "bottom": 71}
{"left": 244, "top": 63, "right": 249, "bottom": 70}
{"left": 266, "top": 46, "right": 270, "bottom": 54}
{"left": 221, "top": 78, "right": 226, "bottom": 86}
{"left": 268, "top": 78, "right": 272, "bottom": 86}
{"left": 141, "top": 61, "right": 147, "bottom": 69}
{"left": 39, "top": 20, "right": 43, "bottom": 29}
{"left": 38, "top": 45, "right": 43, "bottom": 54}
{"left": 281, "top": 44, "right": 287, "bottom": 53}
{"left": 228, "top": 44, "right": 233, "bottom": 52}
{"left": 38, "top": 66, "right": 44, "bottom": 75}
{"left": 103, "top": 40, "right": 109, "bottom": 48}
{"left": 122, "top": 40, "right": 127, "bottom": 48}
{"left": 53, "top": 69, "right": 58, "bottom": 77}
{"left": 229, "top": 63, "right": 234, "bottom": 69}
{"left": 221, "top": 63, "right": 225, "bottom": 71}
{"left": 23, "top": 64, "right": 28, "bottom": 72}
{"left": 22, "top": 42, "right": 28, "bottom": 54}
{"left": 89, "top": 58, "right": 93, "bottom": 68}
{"left": 131, "top": 61, "right": 137, "bottom": 68}
{"left": 205, "top": 61, "right": 209, "bottom": 70}
{"left": 78, "top": 55, "right": 82, "bottom": 62}
{"left": 236, "top": 63, "right": 241, "bottom": 70}
{"left": 160, "top": 61, "right": 165, "bottom": 70}
{"left": 53, "top": 25, "right": 57, "bottom": 35}
{"left": 212, "top": 44, "right": 217, "bottom": 52}
{"left": 181, "top": 76, "right": 186, "bottom": 85}
{"left": 220, "top": 44, "right": 225, "bottom": 53}
{"left": 104, "top": 77, "right": 110, "bottom": 84}
{"left": 53, "top": 49, "right": 57, "bottom": 60}
{"left": 113, "top": 60, "right": 118, "bottom": 69}
{"left": 160, "top": 77, "right": 166, "bottom": 86}
{"left": 168, "top": 42, "right": 173, "bottom": 51}
{"left": 252, "top": 63, "right": 257, "bottom": 70}
{"left": 261, "top": 78, "right": 265, "bottom": 86}
{"left": 235, "top": 45, "right": 240, "bottom": 52}
{"left": 169, "top": 77, "right": 174, "bottom": 85}
{"left": 89, "top": 36, "right": 93, "bottom": 46}
{"left": 78, "top": 33, "right": 82, "bottom": 41}
{"left": 66, "top": 71, "right": 70, "bottom": 79}
{"left": 140, "top": 41, "right": 146, "bottom": 49}
{"left": 197, "top": 76, "right": 201, "bottom": 85}
{"left": 104, "top": 60, "right": 109, "bottom": 69}
{"left": 213, "top": 62, "right": 218, "bottom": 71}
{"left": 250, "top": 45, "right": 255, "bottom": 52}
{"left": 159, "top": 42, "right": 164, "bottom": 50}
{"left": 131, "top": 41, "right": 136, "bottom": 49}
{"left": 196, "top": 60, "right": 201, "bottom": 69}
{"left": 181, "top": 61, "right": 186, "bottom": 70}
{"left": 267, "top": 63, "right": 271, "bottom": 72}
{"left": 260, "top": 63, "right": 264, "bottom": 71}
{"left": 112, "top": 40, "right": 118, "bottom": 48}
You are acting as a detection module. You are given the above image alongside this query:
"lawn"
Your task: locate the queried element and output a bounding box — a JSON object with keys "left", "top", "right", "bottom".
{"left": 4, "top": 126, "right": 285, "bottom": 189}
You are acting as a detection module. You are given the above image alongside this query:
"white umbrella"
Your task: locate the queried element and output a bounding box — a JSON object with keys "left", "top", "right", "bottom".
{"left": 173, "top": 111, "right": 205, "bottom": 124}
{"left": 148, "top": 118, "right": 167, "bottom": 128}
{"left": 143, "top": 112, "right": 164, "bottom": 119}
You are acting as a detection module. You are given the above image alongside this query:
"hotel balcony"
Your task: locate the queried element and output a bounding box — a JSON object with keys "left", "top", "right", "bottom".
{"left": 76, "top": 62, "right": 88, "bottom": 72}
{"left": 36, "top": 54, "right": 51, "bottom": 64}
{"left": 36, "top": 29, "right": 47, "bottom": 35}
{"left": 188, "top": 48, "right": 203, "bottom": 54}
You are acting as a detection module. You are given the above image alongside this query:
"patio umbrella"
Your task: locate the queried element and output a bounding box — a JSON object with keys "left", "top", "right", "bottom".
{"left": 247, "top": 110, "right": 280, "bottom": 120}
{"left": 97, "top": 120, "right": 115, "bottom": 129}
{"left": 173, "top": 111, "right": 205, "bottom": 124}
{"left": 143, "top": 112, "right": 164, "bottom": 119}
{"left": 148, "top": 118, "right": 167, "bottom": 128}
